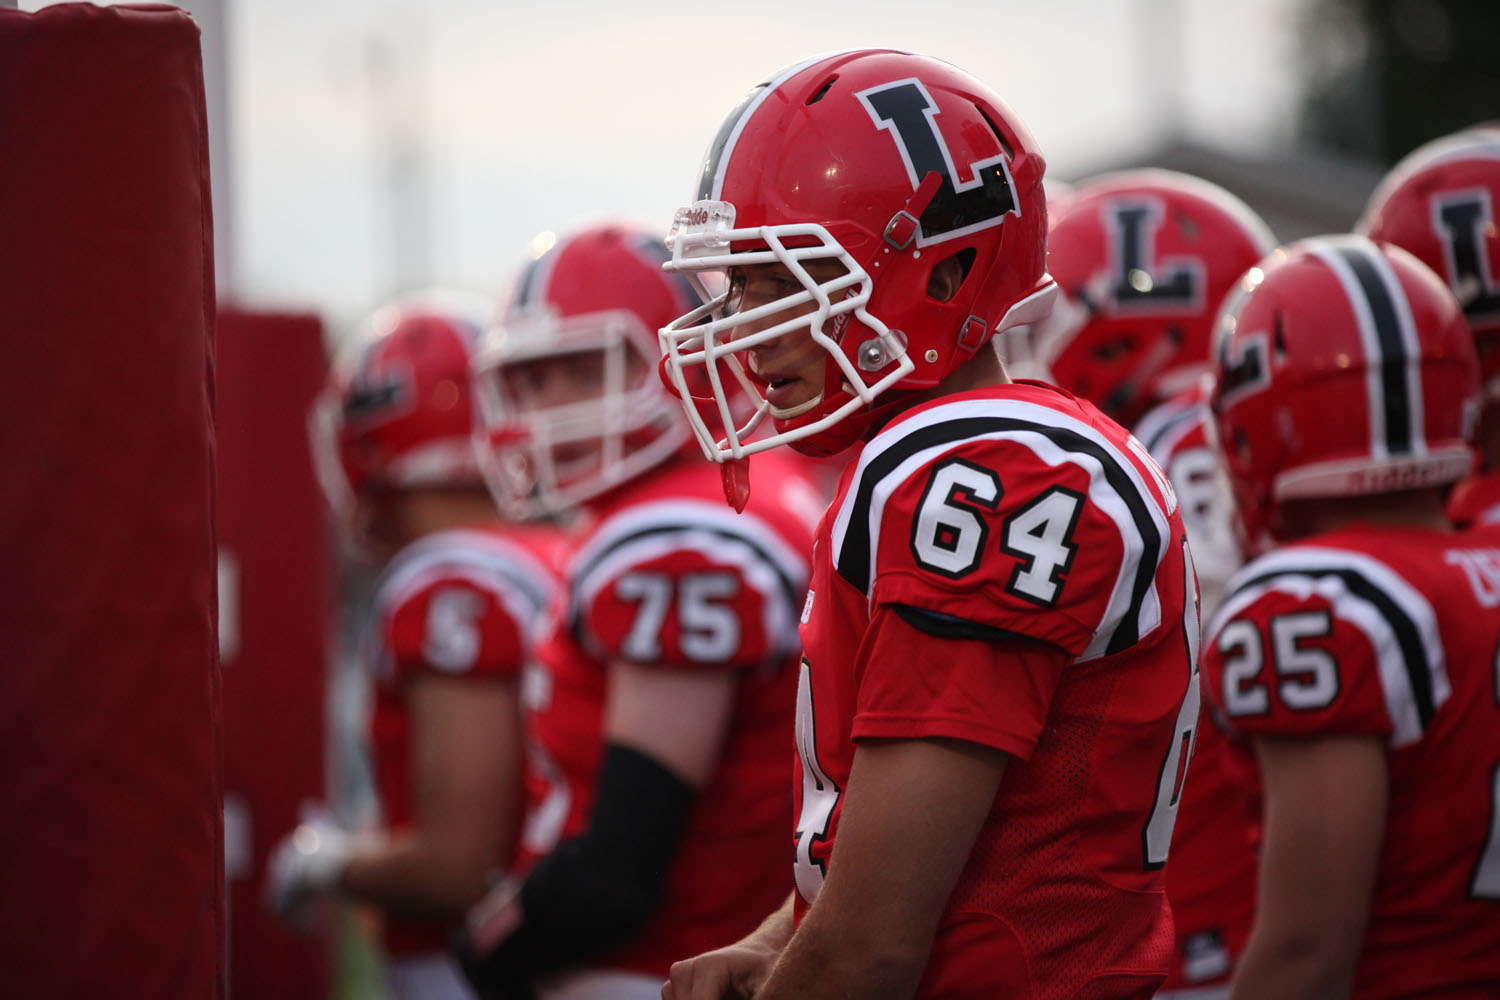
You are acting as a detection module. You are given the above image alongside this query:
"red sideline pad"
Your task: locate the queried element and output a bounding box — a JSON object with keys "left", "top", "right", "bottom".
{"left": 0, "top": 5, "right": 222, "bottom": 997}
{"left": 217, "top": 308, "right": 332, "bottom": 1000}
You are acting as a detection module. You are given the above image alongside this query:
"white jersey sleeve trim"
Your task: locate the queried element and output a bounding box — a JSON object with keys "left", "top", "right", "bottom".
{"left": 830, "top": 396, "right": 1175, "bottom": 661}
{"left": 569, "top": 500, "right": 811, "bottom": 662}
{"left": 1211, "top": 545, "right": 1451, "bottom": 747}
{"left": 367, "top": 530, "right": 560, "bottom": 677}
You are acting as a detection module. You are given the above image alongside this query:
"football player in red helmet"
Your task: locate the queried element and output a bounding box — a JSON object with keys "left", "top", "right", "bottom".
{"left": 658, "top": 50, "right": 1199, "bottom": 999}
{"left": 268, "top": 291, "right": 567, "bottom": 1000}
{"left": 457, "top": 223, "right": 822, "bottom": 1000}
{"left": 987, "top": 175, "right": 1081, "bottom": 384}
{"left": 1357, "top": 124, "right": 1500, "bottom": 528}
{"left": 1034, "top": 168, "right": 1277, "bottom": 430}
{"left": 1025, "top": 170, "right": 1277, "bottom": 997}
{"left": 1202, "top": 235, "right": 1500, "bottom": 998}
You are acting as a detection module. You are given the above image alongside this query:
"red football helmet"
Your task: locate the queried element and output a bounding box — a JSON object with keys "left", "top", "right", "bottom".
{"left": 1357, "top": 124, "right": 1500, "bottom": 399}
{"left": 1032, "top": 169, "right": 1276, "bottom": 429}
{"left": 311, "top": 289, "right": 491, "bottom": 523}
{"left": 657, "top": 49, "right": 1055, "bottom": 460}
{"left": 473, "top": 222, "right": 699, "bottom": 516}
{"left": 1209, "top": 235, "right": 1478, "bottom": 555}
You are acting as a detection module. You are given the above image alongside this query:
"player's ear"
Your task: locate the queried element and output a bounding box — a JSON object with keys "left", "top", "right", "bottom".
{"left": 927, "top": 253, "right": 968, "bottom": 302}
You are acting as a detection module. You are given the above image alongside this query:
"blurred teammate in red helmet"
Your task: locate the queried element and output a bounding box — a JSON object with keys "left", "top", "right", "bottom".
{"left": 1026, "top": 168, "right": 1278, "bottom": 996}
{"left": 1357, "top": 123, "right": 1500, "bottom": 528}
{"left": 267, "top": 291, "right": 566, "bottom": 1000}
{"left": 657, "top": 49, "right": 1199, "bottom": 999}
{"left": 456, "top": 223, "right": 822, "bottom": 1000}
{"left": 1202, "top": 235, "right": 1500, "bottom": 997}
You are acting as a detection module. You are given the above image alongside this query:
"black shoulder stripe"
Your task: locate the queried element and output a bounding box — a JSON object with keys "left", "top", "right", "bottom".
{"left": 571, "top": 521, "right": 804, "bottom": 615}
{"left": 837, "top": 415, "right": 1163, "bottom": 656}
{"left": 1139, "top": 402, "right": 1199, "bottom": 459}
{"left": 892, "top": 604, "right": 1034, "bottom": 643}
{"left": 1234, "top": 566, "right": 1436, "bottom": 729}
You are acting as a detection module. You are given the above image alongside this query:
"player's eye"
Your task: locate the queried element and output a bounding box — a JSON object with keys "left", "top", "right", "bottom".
{"left": 770, "top": 274, "right": 802, "bottom": 295}
{"left": 725, "top": 270, "right": 747, "bottom": 314}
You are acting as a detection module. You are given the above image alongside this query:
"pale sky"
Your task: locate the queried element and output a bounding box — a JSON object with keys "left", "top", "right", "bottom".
{"left": 25, "top": 0, "right": 1310, "bottom": 333}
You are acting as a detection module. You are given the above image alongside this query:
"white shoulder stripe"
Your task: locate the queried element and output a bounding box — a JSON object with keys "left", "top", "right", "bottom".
{"left": 571, "top": 500, "right": 811, "bottom": 659}
{"left": 376, "top": 530, "right": 558, "bottom": 629}
{"left": 1212, "top": 546, "right": 1450, "bottom": 747}
{"left": 832, "top": 396, "right": 1173, "bottom": 660}
{"left": 366, "top": 531, "right": 561, "bottom": 680}
{"left": 572, "top": 500, "right": 808, "bottom": 587}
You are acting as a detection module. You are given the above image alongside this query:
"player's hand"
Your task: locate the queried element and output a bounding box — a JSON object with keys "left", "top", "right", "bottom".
{"left": 452, "top": 877, "right": 536, "bottom": 1000}
{"left": 264, "top": 806, "right": 354, "bottom": 929}
{"left": 662, "top": 936, "right": 779, "bottom": 1000}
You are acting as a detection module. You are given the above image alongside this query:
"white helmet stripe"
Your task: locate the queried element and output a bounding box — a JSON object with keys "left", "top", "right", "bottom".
{"left": 698, "top": 50, "right": 881, "bottom": 203}
{"left": 1313, "top": 236, "right": 1426, "bottom": 461}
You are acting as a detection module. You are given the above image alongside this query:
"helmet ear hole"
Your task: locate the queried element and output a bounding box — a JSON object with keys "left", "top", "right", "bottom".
{"left": 929, "top": 248, "right": 975, "bottom": 302}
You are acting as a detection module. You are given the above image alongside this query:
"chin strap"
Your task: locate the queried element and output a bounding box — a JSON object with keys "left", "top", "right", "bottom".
{"left": 721, "top": 457, "right": 751, "bottom": 512}
{"left": 884, "top": 170, "right": 943, "bottom": 250}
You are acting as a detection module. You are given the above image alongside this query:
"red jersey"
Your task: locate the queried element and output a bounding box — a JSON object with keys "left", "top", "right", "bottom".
{"left": 1135, "top": 386, "right": 1242, "bottom": 621}
{"left": 1156, "top": 707, "right": 1259, "bottom": 992}
{"left": 796, "top": 383, "right": 1200, "bottom": 998}
{"left": 1136, "top": 388, "right": 1258, "bottom": 991}
{"left": 1447, "top": 466, "right": 1500, "bottom": 528}
{"left": 1203, "top": 525, "right": 1500, "bottom": 998}
{"left": 364, "top": 523, "right": 566, "bottom": 957}
{"left": 515, "top": 452, "right": 820, "bottom": 978}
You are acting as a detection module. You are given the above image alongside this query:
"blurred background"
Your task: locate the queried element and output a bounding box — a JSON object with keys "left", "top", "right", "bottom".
{"left": 22, "top": 0, "right": 1500, "bottom": 336}
{"left": 9, "top": 1, "right": 1494, "bottom": 998}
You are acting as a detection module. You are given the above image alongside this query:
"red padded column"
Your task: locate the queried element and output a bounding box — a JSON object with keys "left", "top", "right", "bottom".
{"left": 0, "top": 5, "right": 222, "bottom": 997}
{"left": 217, "top": 308, "right": 332, "bottom": 1000}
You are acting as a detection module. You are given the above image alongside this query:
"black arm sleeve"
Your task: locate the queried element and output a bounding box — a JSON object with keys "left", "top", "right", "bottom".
{"left": 455, "top": 742, "right": 695, "bottom": 997}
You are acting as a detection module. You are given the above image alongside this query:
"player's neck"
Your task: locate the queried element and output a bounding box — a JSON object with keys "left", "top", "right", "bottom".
{"left": 860, "top": 342, "right": 1011, "bottom": 442}
{"left": 1279, "top": 487, "right": 1453, "bottom": 539}
{"left": 908, "top": 344, "right": 1011, "bottom": 408}
{"left": 1476, "top": 401, "right": 1500, "bottom": 472}
{"left": 389, "top": 489, "right": 504, "bottom": 546}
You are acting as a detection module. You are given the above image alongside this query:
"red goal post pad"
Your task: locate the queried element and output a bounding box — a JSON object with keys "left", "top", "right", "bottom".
{"left": 0, "top": 4, "right": 221, "bottom": 998}
{"left": 217, "top": 307, "right": 334, "bottom": 1000}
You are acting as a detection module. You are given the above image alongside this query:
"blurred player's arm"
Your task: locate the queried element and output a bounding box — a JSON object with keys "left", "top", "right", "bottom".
{"left": 663, "top": 893, "right": 796, "bottom": 1000}
{"left": 606, "top": 658, "right": 738, "bottom": 783}
{"left": 458, "top": 660, "right": 739, "bottom": 991}
{"left": 339, "top": 673, "right": 526, "bottom": 915}
{"left": 756, "top": 734, "right": 1007, "bottom": 1000}
{"left": 1230, "top": 734, "right": 1386, "bottom": 1000}
{"left": 267, "top": 672, "right": 525, "bottom": 924}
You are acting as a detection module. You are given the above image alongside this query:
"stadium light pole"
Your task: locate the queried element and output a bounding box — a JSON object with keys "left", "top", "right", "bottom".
{"left": 361, "top": 22, "right": 433, "bottom": 299}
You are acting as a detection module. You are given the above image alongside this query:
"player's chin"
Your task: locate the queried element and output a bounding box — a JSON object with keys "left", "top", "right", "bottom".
{"left": 766, "top": 383, "right": 823, "bottom": 420}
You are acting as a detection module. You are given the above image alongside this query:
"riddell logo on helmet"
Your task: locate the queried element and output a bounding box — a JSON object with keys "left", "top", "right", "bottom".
{"left": 829, "top": 312, "right": 850, "bottom": 343}
{"left": 1346, "top": 462, "right": 1458, "bottom": 493}
{"left": 682, "top": 207, "right": 712, "bottom": 227}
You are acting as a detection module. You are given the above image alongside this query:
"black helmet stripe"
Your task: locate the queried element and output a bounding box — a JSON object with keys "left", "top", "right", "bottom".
{"left": 627, "top": 234, "right": 698, "bottom": 310}
{"left": 513, "top": 236, "right": 563, "bottom": 310}
{"left": 1316, "top": 237, "right": 1426, "bottom": 459}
